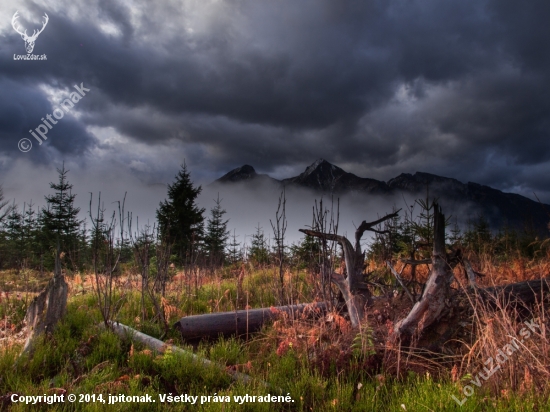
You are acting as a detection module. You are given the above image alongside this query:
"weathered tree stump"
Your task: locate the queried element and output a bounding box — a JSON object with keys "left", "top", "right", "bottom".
{"left": 21, "top": 250, "right": 68, "bottom": 355}
{"left": 299, "top": 210, "right": 400, "bottom": 327}
{"left": 392, "top": 203, "right": 454, "bottom": 344}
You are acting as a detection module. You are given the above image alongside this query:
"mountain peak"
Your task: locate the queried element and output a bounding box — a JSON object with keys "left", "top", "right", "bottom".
{"left": 303, "top": 159, "right": 338, "bottom": 176}
{"left": 281, "top": 159, "right": 360, "bottom": 192}
{"left": 216, "top": 164, "right": 257, "bottom": 183}
{"left": 236, "top": 164, "right": 256, "bottom": 174}
{"left": 312, "top": 158, "right": 329, "bottom": 167}
{"left": 213, "top": 164, "right": 280, "bottom": 186}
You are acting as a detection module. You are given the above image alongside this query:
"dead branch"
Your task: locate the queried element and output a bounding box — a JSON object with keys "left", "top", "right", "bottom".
{"left": 399, "top": 258, "right": 432, "bottom": 266}
{"left": 386, "top": 261, "right": 415, "bottom": 304}
{"left": 299, "top": 209, "right": 401, "bottom": 327}
{"left": 107, "top": 321, "right": 266, "bottom": 386}
{"left": 462, "top": 258, "right": 478, "bottom": 289}
{"left": 355, "top": 210, "right": 401, "bottom": 249}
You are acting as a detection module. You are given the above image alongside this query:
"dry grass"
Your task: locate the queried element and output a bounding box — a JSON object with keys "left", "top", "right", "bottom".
{"left": 1, "top": 247, "right": 550, "bottom": 408}
{"left": 453, "top": 289, "right": 550, "bottom": 397}
{"left": 362, "top": 247, "right": 550, "bottom": 397}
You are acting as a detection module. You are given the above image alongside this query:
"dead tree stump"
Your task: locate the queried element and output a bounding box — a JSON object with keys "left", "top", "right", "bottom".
{"left": 393, "top": 203, "right": 454, "bottom": 345}
{"left": 21, "top": 250, "right": 68, "bottom": 355}
{"left": 299, "top": 210, "right": 400, "bottom": 327}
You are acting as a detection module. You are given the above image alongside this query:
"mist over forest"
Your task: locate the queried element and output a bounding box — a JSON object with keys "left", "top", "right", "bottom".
{"left": 2, "top": 160, "right": 492, "bottom": 251}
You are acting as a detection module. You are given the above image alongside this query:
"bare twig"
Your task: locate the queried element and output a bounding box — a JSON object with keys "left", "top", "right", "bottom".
{"left": 386, "top": 261, "right": 416, "bottom": 304}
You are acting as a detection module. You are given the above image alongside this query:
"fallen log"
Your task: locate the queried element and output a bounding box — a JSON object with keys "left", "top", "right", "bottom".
{"left": 107, "top": 321, "right": 266, "bottom": 386}
{"left": 174, "top": 302, "right": 327, "bottom": 340}
{"left": 474, "top": 277, "right": 550, "bottom": 308}
{"left": 410, "top": 277, "right": 550, "bottom": 352}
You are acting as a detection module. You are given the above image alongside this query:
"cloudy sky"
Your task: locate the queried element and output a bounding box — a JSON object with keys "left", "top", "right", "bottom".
{"left": 1, "top": 0, "right": 550, "bottom": 241}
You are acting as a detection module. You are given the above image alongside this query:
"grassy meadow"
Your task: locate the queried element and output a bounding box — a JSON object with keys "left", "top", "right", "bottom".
{"left": 1, "top": 251, "right": 550, "bottom": 411}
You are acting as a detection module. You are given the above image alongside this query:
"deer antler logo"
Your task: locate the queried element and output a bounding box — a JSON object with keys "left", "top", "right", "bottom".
{"left": 12, "top": 11, "right": 49, "bottom": 54}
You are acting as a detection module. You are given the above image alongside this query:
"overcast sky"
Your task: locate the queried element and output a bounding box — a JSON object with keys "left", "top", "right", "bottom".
{"left": 1, "top": 0, "right": 550, "bottom": 241}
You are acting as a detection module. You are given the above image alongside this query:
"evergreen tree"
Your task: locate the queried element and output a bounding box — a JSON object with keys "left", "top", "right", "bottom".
{"left": 4, "top": 204, "right": 23, "bottom": 268}
{"left": 367, "top": 206, "right": 403, "bottom": 262}
{"left": 0, "top": 185, "right": 15, "bottom": 268}
{"left": 89, "top": 196, "right": 111, "bottom": 273}
{"left": 20, "top": 201, "right": 42, "bottom": 269}
{"left": 395, "top": 204, "right": 417, "bottom": 260}
{"left": 156, "top": 163, "right": 205, "bottom": 264}
{"left": 448, "top": 217, "right": 463, "bottom": 246}
{"left": 40, "top": 164, "right": 84, "bottom": 270}
{"left": 411, "top": 195, "right": 435, "bottom": 249}
{"left": 248, "top": 224, "right": 269, "bottom": 266}
{"left": 290, "top": 234, "right": 321, "bottom": 271}
{"left": 0, "top": 185, "right": 14, "bottom": 227}
{"left": 227, "top": 229, "right": 242, "bottom": 264}
{"left": 493, "top": 226, "right": 516, "bottom": 258}
{"left": 464, "top": 215, "right": 492, "bottom": 255}
{"left": 204, "top": 194, "right": 229, "bottom": 266}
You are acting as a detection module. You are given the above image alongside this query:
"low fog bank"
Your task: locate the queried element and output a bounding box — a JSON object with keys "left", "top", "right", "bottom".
{"left": 2, "top": 159, "right": 486, "bottom": 250}
{"left": 199, "top": 180, "right": 485, "bottom": 250}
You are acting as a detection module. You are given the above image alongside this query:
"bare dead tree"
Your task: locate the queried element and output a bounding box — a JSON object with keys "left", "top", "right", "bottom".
{"left": 270, "top": 188, "right": 287, "bottom": 304}
{"left": 128, "top": 218, "right": 169, "bottom": 332}
{"left": 300, "top": 209, "right": 400, "bottom": 327}
{"left": 153, "top": 228, "right": 172, "bottom": 297}
{"left": 392, "top": 203, "right": 458, "bottom": 344}
{"left": 309, "top": 197, "right": 341, "bottom": 308}
{"left": 88, "top": 192, "right": 127, "bottom": 328}
{"left": 129, "top": 218, "right": 152, "bottom": 319}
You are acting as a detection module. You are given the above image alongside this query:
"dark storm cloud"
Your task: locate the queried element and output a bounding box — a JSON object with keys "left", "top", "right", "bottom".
{"left": 1, "top": 0, "right": 550, "bottom": 204}
{"left": 0, "top": 77, "right": 95, "bottom": 162}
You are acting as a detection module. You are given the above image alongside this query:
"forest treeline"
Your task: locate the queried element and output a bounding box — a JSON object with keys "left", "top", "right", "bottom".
{"left": 0, "top": 163, "right": 547, "bottom": 275}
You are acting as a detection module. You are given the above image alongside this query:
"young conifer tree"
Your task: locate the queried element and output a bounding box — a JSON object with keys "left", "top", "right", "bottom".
{"left": 4, "top": 205, "right": 23, "bottom": 268}
{"left": 156, "top": 163, "right": 205, "bottom": 265}
{"left": 204, "top": 194, "right": 229, "bottom": 267}
{"left": 249, "top": 223, "right": 269, "bottom": 266}
{"left": 0, "top": 185, "right": 15, "bottom": 268}
{"left": 40, "top": 164, "right": 84, "bottom": 270}
{"left": 227, "top": 229, "right": 242, "bottom": 264}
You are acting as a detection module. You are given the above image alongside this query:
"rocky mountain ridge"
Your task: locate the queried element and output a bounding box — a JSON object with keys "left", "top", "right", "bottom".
{"left": 212, "top": 159, "right": 550, "bottom": 233}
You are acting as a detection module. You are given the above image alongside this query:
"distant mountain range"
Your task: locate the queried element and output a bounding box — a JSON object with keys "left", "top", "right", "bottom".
{"left": 213, "top": 159, "right": 550, "bottom": 234}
